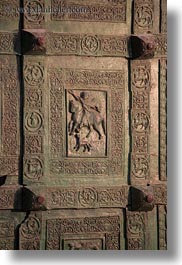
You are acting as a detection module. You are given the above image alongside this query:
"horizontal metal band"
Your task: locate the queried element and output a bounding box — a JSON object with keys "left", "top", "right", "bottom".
{"left": 0, "top": 184, "right": 166, "bottom": 210}
{"left": 0, "top": 31, "right": 167, "bottom": 58}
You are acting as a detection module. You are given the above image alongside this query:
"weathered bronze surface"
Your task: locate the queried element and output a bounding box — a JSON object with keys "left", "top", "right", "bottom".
{"left": 0, "top": 0, "right": 167, "bottom": 250}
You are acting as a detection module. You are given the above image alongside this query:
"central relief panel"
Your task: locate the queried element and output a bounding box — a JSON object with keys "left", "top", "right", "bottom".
{"left": 48, "top": 59, "right": 126, "bottom": 183}
{"left": 67, "top": 89, "right": 107, "bottom": 157}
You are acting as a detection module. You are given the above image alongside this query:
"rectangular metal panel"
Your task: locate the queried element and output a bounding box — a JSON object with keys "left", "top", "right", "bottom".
{"left": 23, "top": 56, "right": 129, "bottom": 187}
{"left": 23, "top": 0, "right": 132, "bottom": 34}
{"left": 18, "top": 209, "right": 125, "bottom": 250}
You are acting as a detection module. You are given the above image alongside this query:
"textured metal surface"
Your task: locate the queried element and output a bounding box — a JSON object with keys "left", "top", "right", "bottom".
{"left": 0, "top": 0, "right": 167, "bottom": 250}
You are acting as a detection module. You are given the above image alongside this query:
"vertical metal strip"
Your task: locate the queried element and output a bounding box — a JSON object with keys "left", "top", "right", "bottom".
{"left": 159, "top": 0, "right": 167, "bottom": 181}
{"left": 126, "top": 211, "right": 146, "bottom": 250}
{"left": 160, "top": 0, "right": 167, "bottom": 33}
{"left": 130, "top": 60, "right": 151, "bottom": 185}
{"left": 133, "top": 0, "right": 155, "bottom": 34}
{"left": 19, "top": 213, "right": 42, "bottom": 250}
{"left": 158, "top": 205, "right": 167, "bottom": 250}
{"left": 159, "top": 59, "right": 167, "bottom": 181}
{"left": 0, "top": 56, "right": 20, "bottom": 177}
{"left": 23, "top": 56, "right": 45, "bottom": 185}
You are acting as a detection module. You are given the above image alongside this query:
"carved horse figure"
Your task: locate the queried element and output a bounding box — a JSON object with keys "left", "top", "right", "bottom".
{"left": 68, "top": 95, "right": 106, "bottom": 140}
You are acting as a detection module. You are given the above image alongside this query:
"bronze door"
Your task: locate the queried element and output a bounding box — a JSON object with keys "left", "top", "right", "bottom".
{"left": 0, "top": 0, "right": 167, "bottom": 250}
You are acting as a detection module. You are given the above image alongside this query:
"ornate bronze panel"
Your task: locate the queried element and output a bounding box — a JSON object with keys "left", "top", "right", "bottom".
{"left": 0, "top": 0, "right": 167, "bottom": 250}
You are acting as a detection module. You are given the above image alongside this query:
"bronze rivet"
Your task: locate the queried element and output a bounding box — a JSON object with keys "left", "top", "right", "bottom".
{"left": 37, "top": 196, "right": 44, "bottom": 204}
{"left": 147, "top": 43, "right": 154, "bottom": 50}
{"left": 146, "top": 194, "right": 154, "bottom": 203}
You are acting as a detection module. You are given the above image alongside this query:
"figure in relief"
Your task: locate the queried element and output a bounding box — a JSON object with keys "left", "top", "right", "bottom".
{"left": 68, "top": 90, "right": 106, "bottom": 153}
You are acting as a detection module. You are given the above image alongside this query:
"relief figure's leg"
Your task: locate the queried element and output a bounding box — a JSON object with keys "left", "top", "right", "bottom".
{"left": 86, "top": 125, "right": 93, "bottom": 138}
{"left": 68, "top": 120, "right": 72, "bottom": 133}
{"left": 75, "top": 134, "right": 81, "bottom": 152}
{"left": 70, "top": 121, "right": 80, "bottom": 135}
{"left": 93, "top": 123, "right": 102, "bottom": 140}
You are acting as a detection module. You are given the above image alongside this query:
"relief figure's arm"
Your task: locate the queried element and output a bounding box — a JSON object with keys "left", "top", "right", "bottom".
{"left": 68, "top": 90, "right": 80, "bottom": 101}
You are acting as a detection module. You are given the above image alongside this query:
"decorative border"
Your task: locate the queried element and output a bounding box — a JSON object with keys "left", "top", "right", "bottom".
{"left": 0, "top": 184, "right": 167, "bottom": 211}
{"left": 159, "top": 59, "right": 167, "bottom": 181}
{"left": 25, "top": 32, "right": 167, "bottom": 58}
{"left": 126, "top": 211, "right": 146, "bottom": 250}
{"left": 46, "top": 215, "right": 121, "bottom": 250}
{"left": 23, "top": 58, "right": 45, "bottom": 184}
{"left": 19, "top": 184, "right": 167, "bottom": 210}
{"left": 0, "top": 219, "right": 14, "bottom": 250}
{"left": 51, "top": 0, "right": 127, "bottom": 23}
{"left": 46, "top": 186, "right": 128, "bottom": 209}
{"left": 153, "top": 184, "right": 167, "bottom": 205}
{"left": 22, "top": 32, "right": 167, "bottom": 58}
{"left": 0, "top": 0, "right": 19, "bottom": 21}
{"left": 0, "top": 56, "right": 19, "bottom": 178}
{"left": 24, "top": 0, "right": 45, "bottom": 29}
{"left": 154, "top": 34, "right": 167, "bottom": 58}
{"left": 0, "top": 186, "right": 20, "bottom": 209}
{"left": 19, "top": 213, "right": 41, "bottom": 250}
{"left": 161, "top": 0, "right": 167, "bottom": 33}
{"left": 130, "top": 60, "right": 151, "bottom": 184}
{"left": 0, "top": 157, "right": 19, "bottom": 176}
{"left": 49, "top": 68, "right": 125, "bottom": 178}
{"left": 0, "top": 32, "right": 15, "bottom": 54}
{"left": 0, "top": 57, "right": 19, "bottom": 155}
{"left": 158, "top": 205, "right": 167, "bottom": 250}
{"left": 47, "top": 33, "right": 128, "bottom": 57}
{"left": 133, "top": 0, "right": 154, "bottom": 34}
